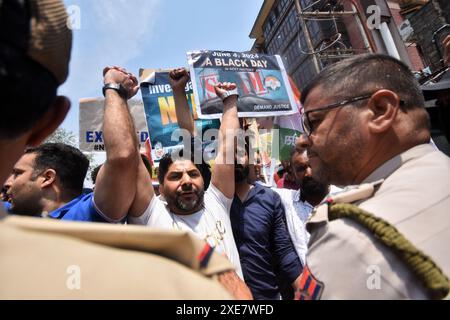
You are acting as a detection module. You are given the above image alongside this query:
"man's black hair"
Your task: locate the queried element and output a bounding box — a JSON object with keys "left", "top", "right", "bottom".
{"left": 301, "top": 53, "right": 425, "bottom": 111}
{"left": 25, "top": 143, "right": 89, "bottom": 198}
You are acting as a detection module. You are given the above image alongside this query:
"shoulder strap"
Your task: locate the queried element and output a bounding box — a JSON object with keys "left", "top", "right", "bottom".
{"left": 329, "top": 203, "right": 450, "bottom": 300}
{"left": 3, "top": 216, "right": 234, "bottom": 277}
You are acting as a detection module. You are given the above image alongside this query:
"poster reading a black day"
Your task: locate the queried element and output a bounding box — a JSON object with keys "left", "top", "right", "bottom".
{"left": 187, "top": 50, "right": 298, "bottom": 119}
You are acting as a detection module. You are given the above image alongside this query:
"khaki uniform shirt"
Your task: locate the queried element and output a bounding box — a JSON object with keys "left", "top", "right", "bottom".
{"left": 301, "top": 144, "right": 450, "bottom": 299}
{"left": 0, "top": 216, "right": 233, "bottom": 299}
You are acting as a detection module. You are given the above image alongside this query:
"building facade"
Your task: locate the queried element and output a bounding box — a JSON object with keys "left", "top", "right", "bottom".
{"left": 249, "top": 0, "right": 434, "bottom": 90}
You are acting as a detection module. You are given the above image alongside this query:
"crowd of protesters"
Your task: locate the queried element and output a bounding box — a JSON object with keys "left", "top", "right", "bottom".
{"left": 1, "top": 0, "right": 449, "bottom": 300}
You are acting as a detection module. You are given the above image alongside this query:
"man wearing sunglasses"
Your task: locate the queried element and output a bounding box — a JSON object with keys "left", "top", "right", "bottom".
{"left": 295, "top": 54, "right": 450, "bottom": 299}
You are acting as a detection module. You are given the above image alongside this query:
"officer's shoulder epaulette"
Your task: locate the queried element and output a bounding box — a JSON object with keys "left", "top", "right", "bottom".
{"left": 307, "top": 179, "right": 450, "bottom": 299}
{"left": 308, "top": 180, "right": 383, "bottom": 224}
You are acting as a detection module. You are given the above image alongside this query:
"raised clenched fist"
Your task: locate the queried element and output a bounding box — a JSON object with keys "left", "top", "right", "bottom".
{"left": 214, "top": 82, "right": 238, "bottom": 102}
{"left": 103, "top": 66, "right": 139, "bottom": 99}
{"left": 169, "top": 67, "right": 190, "bottom": 93}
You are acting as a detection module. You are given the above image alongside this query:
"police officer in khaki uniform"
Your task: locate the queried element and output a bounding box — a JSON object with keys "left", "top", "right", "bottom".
{"left": 0, "top": 0, "right": 250, "bottom": 299}
{"left": 0, "top": 215, "right": 236, "bottom": 299}
{"left": 295, "top": 54, "right": 450, "bottom": 299}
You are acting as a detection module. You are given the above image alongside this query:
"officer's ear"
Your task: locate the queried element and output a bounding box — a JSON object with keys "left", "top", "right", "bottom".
{"left": 158, "top": 184, "right": 164, "bottom": 196}
{"left": 26, "top": 96, "right": 70, "bottom": 147}
{"left": 366, "top": 90, "right": 400, "bottom": 134}
{"left": 39, "top": 168, "right": 57, "bottom": 188}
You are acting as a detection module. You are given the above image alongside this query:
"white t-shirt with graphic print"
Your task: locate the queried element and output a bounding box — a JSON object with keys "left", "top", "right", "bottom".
{"left": 128, "top": 184, "right": 243, "bottom": 279}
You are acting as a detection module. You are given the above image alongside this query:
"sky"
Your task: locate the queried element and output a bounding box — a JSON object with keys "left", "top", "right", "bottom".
{"left": 59, "top": 0, "right": 263, "bottom": 137}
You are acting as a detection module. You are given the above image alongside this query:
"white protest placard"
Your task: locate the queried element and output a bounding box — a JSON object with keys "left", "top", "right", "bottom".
{"left": 79, "top": 98, "right": 149, "bottom": 152}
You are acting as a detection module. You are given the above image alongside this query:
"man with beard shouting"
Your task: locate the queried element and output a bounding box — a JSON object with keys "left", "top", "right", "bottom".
{"left": 165, "top": 68, "right": 308, "bottom": 299}
{"left": 117, "top": 74, "right": 250, "bottom": 298}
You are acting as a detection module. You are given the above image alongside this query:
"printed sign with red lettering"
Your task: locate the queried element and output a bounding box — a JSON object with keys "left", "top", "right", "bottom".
{"left": 187, "top": 50, "right": 298, "bottom": 119}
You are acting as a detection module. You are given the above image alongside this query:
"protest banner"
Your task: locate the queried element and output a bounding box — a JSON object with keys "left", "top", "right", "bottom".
{"left": 139, "top": 69, "right": 220, "bottom": 164}
{"left": 272, "top": 76, "right": 304, "bottom": 162}
{"left": 187, "top": 50, "right": 298, "bottom": 119}
{"left": 79, "top": 98, "right": 149, "bottom": 153}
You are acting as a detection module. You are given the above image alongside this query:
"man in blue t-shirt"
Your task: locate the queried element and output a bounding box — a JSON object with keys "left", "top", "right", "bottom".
{"left": 3, "top": 66, "right": 142, "bottom": 223}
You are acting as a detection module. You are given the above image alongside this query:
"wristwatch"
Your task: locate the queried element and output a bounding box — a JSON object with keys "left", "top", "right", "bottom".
{"left": 220, "top": 88, "right": 239, "bottom": 101}
{"left": 102, "top": 83, "right": 128, "bottom": 99}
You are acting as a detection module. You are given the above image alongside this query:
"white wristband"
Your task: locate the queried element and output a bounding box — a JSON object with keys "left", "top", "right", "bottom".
{"left": 220, "top": 88, "right": 239, "bottom": 101}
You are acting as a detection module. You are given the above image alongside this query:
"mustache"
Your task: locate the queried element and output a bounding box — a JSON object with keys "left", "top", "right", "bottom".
{"left": 175, "top": 186, "right": 205, "bottom": 211}
{"left": 177, "top": 184, "right": 200, "bottom": 195}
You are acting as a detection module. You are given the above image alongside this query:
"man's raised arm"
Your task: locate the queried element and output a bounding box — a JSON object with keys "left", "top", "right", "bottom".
{"left": 94, "top": 66, "right": 140, "bottom": 221}
{"left": 211, "top": 82, "right": 240, "bottom": 199}
{"left": 126, "top": 68, "right": 194, "bottom": 218}
{"left": 169, "top": 67, "right": 195, "bottom": 136}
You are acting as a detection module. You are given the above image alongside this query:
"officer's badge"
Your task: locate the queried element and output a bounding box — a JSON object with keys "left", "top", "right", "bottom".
{"left": 294, "top": 264, "right": 324, "bottom": 300}
{"left": 197, "top": 243, "right": 214, "bottom": 268}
